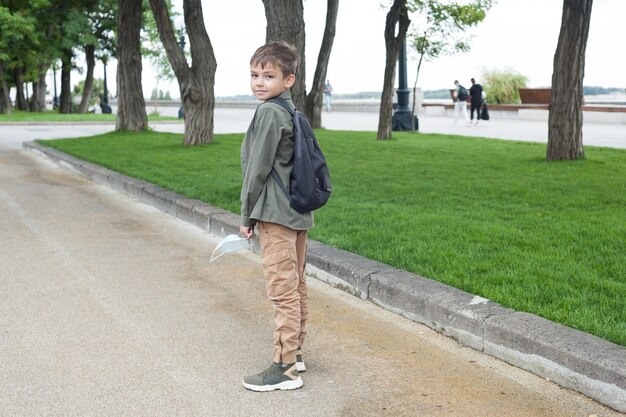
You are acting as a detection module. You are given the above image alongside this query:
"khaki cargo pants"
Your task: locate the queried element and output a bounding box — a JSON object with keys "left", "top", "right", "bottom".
{"left": 257, "top": 221, "right": 309, "bottom": 365}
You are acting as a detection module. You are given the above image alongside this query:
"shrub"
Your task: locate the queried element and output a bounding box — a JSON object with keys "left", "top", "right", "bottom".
{"left": 482, "top": 68, "right": 529, "bottom": 104}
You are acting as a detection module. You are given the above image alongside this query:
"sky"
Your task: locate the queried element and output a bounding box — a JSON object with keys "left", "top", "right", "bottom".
{"left": 80, "top": 0, "right": 626, "bottom": 99}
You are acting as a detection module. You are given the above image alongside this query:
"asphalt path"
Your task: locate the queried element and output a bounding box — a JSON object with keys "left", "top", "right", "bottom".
{"left": 2, "top": 106, "right": 625, "bottom": 149}
{"left": 0, "top": 118, "right": 623, "bottom": 416}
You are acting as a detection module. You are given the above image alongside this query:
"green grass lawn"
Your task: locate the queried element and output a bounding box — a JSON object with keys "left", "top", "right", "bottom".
{"left": 0, "top": 109, "right": 178, "bottom": 122}
{"left": 38, "top": 130, "right": 626, "bottom": 346}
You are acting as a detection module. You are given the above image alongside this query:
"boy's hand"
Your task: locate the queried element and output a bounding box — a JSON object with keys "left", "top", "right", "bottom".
{"left": 240, "top": 225, "right": 254, "bottom": 240}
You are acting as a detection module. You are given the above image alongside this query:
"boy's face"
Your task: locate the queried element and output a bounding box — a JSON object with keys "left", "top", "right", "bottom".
{"left": 250, "top": 62, "right": 295, "bottom": 101}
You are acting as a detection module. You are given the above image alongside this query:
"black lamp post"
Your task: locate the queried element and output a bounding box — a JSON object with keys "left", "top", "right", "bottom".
{"left": 392, "top": 39, "right": 418, "bottom": 131}
{"left": 52, "top": 64, "right": 59, "bottom": 109}
{"left": 101, "top": 57, "right": 112, "bottom": 113}
{"left": 177, "top": 27, "right": 186, "bottom": 119}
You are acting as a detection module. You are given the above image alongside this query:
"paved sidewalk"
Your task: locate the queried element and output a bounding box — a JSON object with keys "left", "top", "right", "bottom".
{"left": 3, "top": 105, "right": 625, "bottom": 149}
{"left": 150, "top": 105, "right": 626, "bottom": 149}
{"left": 2, "top": 140, "right": 621, "bottom": 416}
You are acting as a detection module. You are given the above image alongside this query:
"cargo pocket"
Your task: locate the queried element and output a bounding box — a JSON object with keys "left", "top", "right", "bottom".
{"left": 263, "top": 248, "right": 298, "bottom": 298}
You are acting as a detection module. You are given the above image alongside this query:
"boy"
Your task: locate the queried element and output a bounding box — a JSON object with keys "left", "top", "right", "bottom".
{"left": 239, "top": 41, "right": 312, "bottom": 392}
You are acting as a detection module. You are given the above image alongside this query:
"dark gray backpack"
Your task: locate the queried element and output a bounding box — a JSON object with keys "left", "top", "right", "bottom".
{"left": 266, "top": 97, "right": 332, "bottom": 213}
{"left": 458, "top": 85, "right": 469, "bottom": 101}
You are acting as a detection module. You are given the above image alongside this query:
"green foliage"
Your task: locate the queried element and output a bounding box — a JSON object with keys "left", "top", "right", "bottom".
{"left": 87, "top": 0, "right": 117, "bottom": 61}
{"left": 0, "top": 4, "right": 40, "bottom": 62}
{"left": 73, "top": 78, "right": 105, "bottom": 105}
{"left": 407, "top": 0, "right": 494, "bottom": 81}
{"left": 0, "top": 0, "right": 116, "bottom": 100}
{"left": 481, "top": 68, "right": 529, "bottom": 104}
{"left": 39, "top": 131, "right": 626, "bottom": 346}
{"left": 150, "top": 88, "right": 173, "bottom": 100}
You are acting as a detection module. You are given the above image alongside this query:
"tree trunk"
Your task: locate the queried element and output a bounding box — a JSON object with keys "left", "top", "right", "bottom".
{"left": 116, "top": 0, "right": 148, "bottom": 131}
{"left": 59, "top": 52, "right": 72, "bottom": 114}
{"left": 304, "top": 0, "right": 339, "bottom": 128}
{"left": 547, "top": 0, "right": 593, "bottom": 160}
{"left": 0, "top": 88, "right": 7, "bottom": 115}
{"left": 377, "top": 0, "right": 410, "bottom": 140}
{"left": 263, "top": 0, "right": 307, "bottom": 111}
{"left": 149, "top": 0, "right": 217, "bottom": 145}
{"left": 0, "top": 61, "right": 12, "bottom": 115}
{"left": 14, "top": 66, "right": 28, "bottom": 111}
{"left": 78, "top": 44, "right": 96, "bottom": 114}
{"left": 30, "top": 69, "right": 47, "bottom": 112}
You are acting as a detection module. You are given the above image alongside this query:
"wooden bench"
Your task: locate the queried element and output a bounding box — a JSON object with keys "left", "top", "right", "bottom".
{"left": 518, "top": 88, "right": 551, "bottom": 105}
{"left": 519, "top": 88, "right": 589, "bottom": 106}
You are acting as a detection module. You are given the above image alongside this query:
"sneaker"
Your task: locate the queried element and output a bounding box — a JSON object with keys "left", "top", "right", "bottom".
{"left": 296, "top": 347, "right": 306, "bottom": 372}
{"left": 242, "top": 362, "right": 302, "bottom": 392}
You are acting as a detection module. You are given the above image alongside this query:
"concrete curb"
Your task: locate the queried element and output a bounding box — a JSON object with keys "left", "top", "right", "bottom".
{"left": 24, "top": 141, "right": 626, "bottom": 412}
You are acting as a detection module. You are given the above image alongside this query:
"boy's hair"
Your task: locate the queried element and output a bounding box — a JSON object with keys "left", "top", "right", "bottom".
{"left": 250, "top": 41, "right": 299, "bottom": 77}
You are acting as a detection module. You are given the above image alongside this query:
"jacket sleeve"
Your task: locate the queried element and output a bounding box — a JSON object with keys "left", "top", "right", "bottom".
{"left": 240, "top": 106, "right": 284, "bottom": 227}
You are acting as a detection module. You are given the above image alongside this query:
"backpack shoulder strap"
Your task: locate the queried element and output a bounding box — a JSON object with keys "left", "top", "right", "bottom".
{"left": 271, "top": 167, "right": 289, "bottom": 198}
{"left": 266, "top": 96, "right": 295, "bottom": 115}
{"left": 264, "top": 96, "right": 294, "bottom": 200}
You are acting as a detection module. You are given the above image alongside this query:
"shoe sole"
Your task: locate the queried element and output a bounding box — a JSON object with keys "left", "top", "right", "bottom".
{"left": 296, "top": 362, "right": 306, "bottom": 372}
{"left": 242, "top": 377, "right": 303, "bottom": 392}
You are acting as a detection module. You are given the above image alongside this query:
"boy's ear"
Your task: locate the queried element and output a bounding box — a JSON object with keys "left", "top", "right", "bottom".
{"left": 284, "top": 73, "right": 296, "bottom": 88}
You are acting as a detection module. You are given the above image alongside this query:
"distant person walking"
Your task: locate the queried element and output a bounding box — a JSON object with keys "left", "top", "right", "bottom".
{"left": 324, "top": 80, "right": 333, "bottom": 112}
{"left": 453, "top": 80, "right": 470, "bottom": 126}
{"left": 469, "top": 78, "right": 484, "bottom": 126}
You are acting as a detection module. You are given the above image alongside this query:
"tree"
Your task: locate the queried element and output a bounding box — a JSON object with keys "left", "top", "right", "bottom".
{"left": 0, "top": 4, "right": 38, "bottom": 114}
{"left": 48, "top": 1, "right": 93, "bottom": 114}
{"left": 547, "top": 0, "right": 593, "bottom": 161}
{"left": 149, "top": 0, "right": 217, "bottom": 145}
{"left": 0, "top": 0, "right": 48, "bottom": 114}
{"left": 263, "top": 0, "right": 339, "bottom": 127}
{"left": 13, "top": 65, "right": 30, "bottom": 111}
{"left": 29, "top": 0, "right": 59, "bottom": 112}
{"left": 59, "top": 49, "right": 73, "bottom": 113}
{"left": 73, "top": 78, "right": 105, "bottom": 108}
{"left": 1, "top": 0, "right": 102, "bottom": 114}
{"left": 377, "top": 0, "right": 411, "bottom": 140}
{"left": 78, "top": 43, "right": 96, "bottom": 113}
{"left": 263, "top": 0, "right": 307, "bottom": 110}
{"left": 304, "top": 0, "right": 339, "bottom": 128}
{"left": 77, "top": 0, "right": 116, "bottom": 114}
{"left": 116, "top": 0, "right": 148, "bottom": 131}
{"left": 407, "top": 0, "right": 492, "bottom": 131}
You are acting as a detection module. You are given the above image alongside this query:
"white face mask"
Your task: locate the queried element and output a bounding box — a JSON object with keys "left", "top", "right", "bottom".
{"left": 210, "top": 234, "right": 252, "bottom": 262}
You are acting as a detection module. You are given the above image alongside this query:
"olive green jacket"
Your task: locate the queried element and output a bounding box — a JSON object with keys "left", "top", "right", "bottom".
{"left": 240, "top": 91, "right": 313, "bottom": 230}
